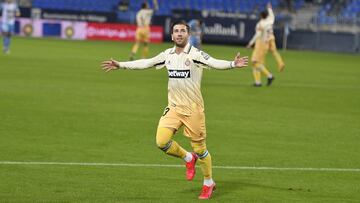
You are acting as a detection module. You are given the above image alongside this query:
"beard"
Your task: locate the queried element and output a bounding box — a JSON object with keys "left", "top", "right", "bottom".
{"left": 175, "top": 40, "right": 187, "bottom": 48}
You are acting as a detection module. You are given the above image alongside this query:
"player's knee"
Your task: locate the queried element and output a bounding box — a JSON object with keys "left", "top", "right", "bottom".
{"left": 252, "top": 62, "right": 261, "bottom": 69}
{"left": 251, "top": 61, "right": 258, "bottom": 67}
{"left": 192, "top": 142, "right": 209, "bottom": 159}
{"left": 155, "top": 127, "right": 174, "bottom": 149}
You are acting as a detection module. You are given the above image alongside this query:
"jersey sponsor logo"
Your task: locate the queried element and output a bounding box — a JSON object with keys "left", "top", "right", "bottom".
{"left": 168, "top": 70, "right": 191, "bottom": 78}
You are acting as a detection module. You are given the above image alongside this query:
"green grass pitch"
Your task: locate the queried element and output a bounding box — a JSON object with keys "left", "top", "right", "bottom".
{"left": 0, "top": 37, "right": 359, "bottom": 202}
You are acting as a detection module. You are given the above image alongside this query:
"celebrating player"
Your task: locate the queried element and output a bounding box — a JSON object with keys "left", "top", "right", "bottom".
{"left": 247, "top": 2, "right": 285, "bottom": 87}
{"left": 102, "top": 20, "right": 248, "bottom": 199}
{"left": 1, "top": 0, "right": 20, "bottom": 54}
{"left": 129, "top": 0, "right": 158, "bottom": 60}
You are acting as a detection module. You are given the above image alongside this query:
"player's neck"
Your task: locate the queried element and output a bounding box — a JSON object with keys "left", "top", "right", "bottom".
{"left": 175, "top": 42, "right": 187, "bottom": 54}
{"left": 175, "top": 46, "right": 185, "bottom": 54}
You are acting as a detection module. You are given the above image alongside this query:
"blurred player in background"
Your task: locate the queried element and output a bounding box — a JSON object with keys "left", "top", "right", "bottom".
{"left": 247, "top": 2, "right": 285, "bottom": 87}
{"left": 129, "top": 0, "right": 158, "bottom": 60}
{"left": 102, "top": 21, "right": 248, "bottom": 199}
{"left": 1, "top": 0, "right": 20, "bottom": 54}
{"left": 188, "top": 19, "right": 205, "bottom": 49}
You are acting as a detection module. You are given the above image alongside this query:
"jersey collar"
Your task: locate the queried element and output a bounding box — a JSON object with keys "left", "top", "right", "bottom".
{"left": 170, "top": 43, "right": 192, "bottom": 54}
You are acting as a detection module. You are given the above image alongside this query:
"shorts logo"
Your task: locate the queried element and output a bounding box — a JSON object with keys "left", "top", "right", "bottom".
{"left": 168, "top": 70, "right": 191, "bottom": 78}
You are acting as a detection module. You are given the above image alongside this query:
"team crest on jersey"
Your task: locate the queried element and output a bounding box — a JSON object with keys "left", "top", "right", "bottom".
{"left": 201, "top": 51, "right": 210, "bottom": 60}
{"left": 185, "top": 58, "right": 191, "bottom": 66}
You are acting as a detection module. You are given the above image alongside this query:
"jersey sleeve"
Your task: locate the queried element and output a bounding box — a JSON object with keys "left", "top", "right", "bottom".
{"left": 118, "top": 52, "right": 166, "bottom": 70}
{"left": 266, "top": 7, "right": 275, "bottom": 25}
{"left": 193, "top": 50, "right": 234, "bottom": 70}
{"left": 248, "top": 23, "right": 261, "bottom": 46}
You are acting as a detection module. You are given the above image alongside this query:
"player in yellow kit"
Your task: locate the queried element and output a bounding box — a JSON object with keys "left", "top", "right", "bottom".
{"left": 102, "top": 21, "right": 248, "bottom": 199}
{"left": 247, "top": 2, "right": 285, "bottom": 87}
{"left": 129, "top": 0, "right": 158, "bottom": 60}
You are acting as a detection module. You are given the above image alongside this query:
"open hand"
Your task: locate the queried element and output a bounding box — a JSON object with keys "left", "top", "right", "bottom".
{"left": 101, "top": 58, "right": 120, "bottom": 72}
{"left": 234, "top": 52, "right": 248, "bottom": 68}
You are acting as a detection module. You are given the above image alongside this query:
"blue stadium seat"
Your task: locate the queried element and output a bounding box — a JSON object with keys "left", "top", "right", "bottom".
{"left": 31, "top": 0, "right": 304, "bottom": 17}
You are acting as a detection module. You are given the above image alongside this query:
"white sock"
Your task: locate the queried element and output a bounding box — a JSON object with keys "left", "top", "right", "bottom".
{"left": 203, "top": 178, "right": 214, "bottom": 186}
{"left": 184, "top": 152, "right": 193, "bottom": 163}
{"left": 268, "top": 74, "right": 273, "bottom": 78}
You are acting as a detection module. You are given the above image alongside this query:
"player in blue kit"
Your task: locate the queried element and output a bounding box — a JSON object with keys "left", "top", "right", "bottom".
{"left": 1, "top": 0, "right": 20, "bottom": 54}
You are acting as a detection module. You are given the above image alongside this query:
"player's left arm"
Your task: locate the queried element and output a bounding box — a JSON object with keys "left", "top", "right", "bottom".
{"left": 267, "top": 2, "right": 275, "bottom": 24}
{"left": 193, "top": 50, "right": 248, "bottom": 70}
{"left": 152, "top": 0, "right": 159, "bottom": 11}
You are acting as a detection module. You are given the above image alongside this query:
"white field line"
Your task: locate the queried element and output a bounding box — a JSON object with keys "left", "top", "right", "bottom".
{"left": 0, "top": 161, "right": 360, "bottom": 172}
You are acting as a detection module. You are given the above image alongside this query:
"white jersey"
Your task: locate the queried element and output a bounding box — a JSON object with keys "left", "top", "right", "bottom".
{"left": 117, "top": 43, "right": 235, "bottom": 115}
{"left": 249, "top": 7, "right": 275, "bottom": 46}
{"left": 1, "top": 2, "right": 19, "bottom": 25}
{"left": 136, "top": 9, "right": 153, "bottom": 27}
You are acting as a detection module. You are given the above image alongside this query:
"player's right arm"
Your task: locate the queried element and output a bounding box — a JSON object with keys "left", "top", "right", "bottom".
{"left": 101, "top": 52, "right": 166, "bottom": 72}
{"left": 247, "top": 27, "right": 261, "bottom": 48}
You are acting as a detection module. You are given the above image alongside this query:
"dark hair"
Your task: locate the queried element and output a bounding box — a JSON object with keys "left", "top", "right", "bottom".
{"left": 260, "top": 10, "right": 268, "bottom": 19}
{"left": 141, "top": 2, "right": 148, "bottom": 9}
{"left": 171, "top": 20, "right": 190, "bottom": 33}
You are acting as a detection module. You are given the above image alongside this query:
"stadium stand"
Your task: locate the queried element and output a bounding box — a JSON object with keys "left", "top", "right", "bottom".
{"left": 31, "top": 0, "right": 305, "bottom": 18}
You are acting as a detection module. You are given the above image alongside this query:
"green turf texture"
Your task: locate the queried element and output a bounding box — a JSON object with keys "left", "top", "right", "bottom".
{"left": 0, "top": 37, "right": 359, "bottom": 202}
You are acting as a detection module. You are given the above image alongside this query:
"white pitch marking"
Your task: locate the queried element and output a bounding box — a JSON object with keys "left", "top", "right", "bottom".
{"left": 0, "top": 161, "right": 359, "bottom": 172}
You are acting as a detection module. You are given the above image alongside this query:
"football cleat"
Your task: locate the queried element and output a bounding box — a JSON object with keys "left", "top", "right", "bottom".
{"left": 253, "top": 83, "right": 262, "bottom": 87}
{"left": 185, "top": 152, "right": 198, "bottom": 181}
{"left": 198, "top": 183, "right": 216, "bottom": 200}
{"left": 267, "top": 76, "right": 275, "bottom": 86}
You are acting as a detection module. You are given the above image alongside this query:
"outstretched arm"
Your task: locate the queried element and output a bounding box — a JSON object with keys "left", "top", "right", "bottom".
{"left": 194, "top": 51, "right": 248, "bottom": 70}
{"left": 101, "top": 52, "right": 166, "bottom": 72}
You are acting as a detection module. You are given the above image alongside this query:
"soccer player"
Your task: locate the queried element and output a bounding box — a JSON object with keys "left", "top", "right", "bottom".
{"left": 247, "top": 2, "right": 285, "bottom": 87}
{"left": 102, "top": 21, "right": 248, "bottom": 199}
{"left": 129, "top": 0, "right": 158, "bottom": 60}
{"left": 1, "top": 0, "right": 20, "bottom": 54}
{"left": 188, "top": 19, "right": 205, "bottom": 49}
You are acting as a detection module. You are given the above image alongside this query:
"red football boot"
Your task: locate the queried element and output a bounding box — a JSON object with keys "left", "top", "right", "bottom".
{"left": 185, "top": 152, "right": 198, "bottom": 181}
{"left": 198, "top": 183, "right": 216, "bottom": 200}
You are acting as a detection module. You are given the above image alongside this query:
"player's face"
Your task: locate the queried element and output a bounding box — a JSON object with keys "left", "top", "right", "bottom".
{"left": 171, "top": 24, "right": 189, "bottom": 48}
